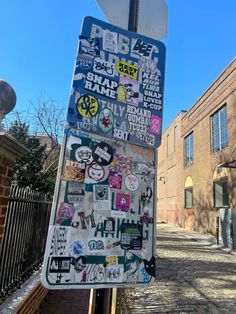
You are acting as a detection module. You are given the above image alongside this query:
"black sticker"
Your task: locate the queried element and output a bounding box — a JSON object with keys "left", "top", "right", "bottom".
{"left": 143, "top": 256, "right": 156, "bottom": 277}
{"left": 141, "top": 187, "right": 153, "bottom": 206}
{"left": 49, "top": 257, "right": 71, "bottom": 273}
{"left": 104, "top": 218, "right": 115, "bottom": 235}
{"left": 132, "top": 38, "right": 153, "bottom": 58}
{"left": 92, "top": 142, "right": 113, "bottom": 166}
{"left": 120, "top": 223, "right": 143, "bottom": 250}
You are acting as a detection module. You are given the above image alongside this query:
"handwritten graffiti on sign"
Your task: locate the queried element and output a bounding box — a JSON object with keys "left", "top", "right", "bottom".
{"left": 94, "top": 58, "right": 115, "bottom": 77}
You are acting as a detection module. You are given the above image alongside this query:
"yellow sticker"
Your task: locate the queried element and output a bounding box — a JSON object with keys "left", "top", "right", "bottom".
{"left": 77, "top": 94, "right": 99, "bottom": 118}
{"left": 115, "top": 61, "right": 138, "bottom": 80}
{"left": 106, "top": 256, "right": 118, "bottom": 265}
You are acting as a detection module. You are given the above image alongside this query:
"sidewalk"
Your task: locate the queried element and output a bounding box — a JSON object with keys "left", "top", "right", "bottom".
{"left": 157, "top": 222, "right": 217, "bottom": 244}
{"left": 116, "top": 222, "right": 236, "bottom": 313}
{"left": 158, "top": 222, "right": 235, "bottom": 255}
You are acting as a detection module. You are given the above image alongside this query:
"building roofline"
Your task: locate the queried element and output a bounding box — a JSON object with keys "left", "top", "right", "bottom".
{"left": 162, "top": 110, "right": 187, "bottom": 134}
{"left": 184, "top": 57, "right": 236, "bottom": 117}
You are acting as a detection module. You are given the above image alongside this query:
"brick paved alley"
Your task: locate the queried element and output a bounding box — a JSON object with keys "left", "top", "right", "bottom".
{"left": 116, "top": 223, "right": 236, "bottom": 313}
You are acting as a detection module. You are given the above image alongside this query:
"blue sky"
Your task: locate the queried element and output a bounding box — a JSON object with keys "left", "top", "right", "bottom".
{"left": 0, "top": 0, "right": 235, "bottom": 130}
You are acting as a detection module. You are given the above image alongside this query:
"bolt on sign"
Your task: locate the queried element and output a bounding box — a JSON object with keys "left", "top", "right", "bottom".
{"left": 42, "top": 127, "right": 156, "bottom": 289}
{"left": 67, "top": 16, "right": 166, "bottom": 148}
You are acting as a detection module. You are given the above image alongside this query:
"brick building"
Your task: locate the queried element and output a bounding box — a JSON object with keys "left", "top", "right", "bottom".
{"left": 157, "top": 58, "right": 236, "bottom": 235}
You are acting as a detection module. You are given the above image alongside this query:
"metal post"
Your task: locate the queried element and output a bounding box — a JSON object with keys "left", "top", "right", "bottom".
{"left": 108, "top": 3, "right": 140, "bottom": 312}
{"left": 128, "top": 0, "right": 139, "bottom": 32}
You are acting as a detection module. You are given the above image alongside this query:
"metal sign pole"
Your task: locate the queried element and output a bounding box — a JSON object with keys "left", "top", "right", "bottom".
{"left": 128, "top": 0, "right": 139, "bottom": 32}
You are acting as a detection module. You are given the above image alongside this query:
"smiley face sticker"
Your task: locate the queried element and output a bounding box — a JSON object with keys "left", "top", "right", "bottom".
{"left": 77, "top": 94, "right": 99, "bottom": 118}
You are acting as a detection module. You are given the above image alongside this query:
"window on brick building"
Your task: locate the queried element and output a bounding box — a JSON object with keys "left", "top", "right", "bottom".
{"left": 174, "top": 126, "right": 177, "bottom": 152}
{"left": 184, "top": 176, "right": 193, "bottom": 208}
{"left": 213, "top": 178, "right": 229, "bottom": 207}
{"left": 184, "top": 132, "right": 194, "bottom": 166}
{"left": 185, "top": 187, "right": 193, "bottom": 208}
{"left": 167, "top": 134, "right": 169, "bottom": 156}
{"left": 211, "top": 105, "right": 228, "bottom": 153}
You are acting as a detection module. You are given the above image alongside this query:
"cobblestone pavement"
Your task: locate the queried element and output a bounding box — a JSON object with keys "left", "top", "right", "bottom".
{"left": 116, "top": 223, "right": 236, "bottom": 313}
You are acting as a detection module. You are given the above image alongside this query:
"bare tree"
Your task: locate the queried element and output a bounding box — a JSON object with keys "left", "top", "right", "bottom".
{"left": 5, "top": 94, "right": 66, "bottom": 192}
{"left": 30, "top": 94, "right": 66, "bottom": 176}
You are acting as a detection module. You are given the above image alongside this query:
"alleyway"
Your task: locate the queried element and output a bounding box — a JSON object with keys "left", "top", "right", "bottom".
{"left": 116, "top": 223, "right": 236, "bottom": 313}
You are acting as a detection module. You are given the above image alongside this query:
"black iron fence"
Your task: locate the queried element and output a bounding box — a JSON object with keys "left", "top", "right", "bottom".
{"left": 0, "top": 184, "right": 51, "bottom": 302}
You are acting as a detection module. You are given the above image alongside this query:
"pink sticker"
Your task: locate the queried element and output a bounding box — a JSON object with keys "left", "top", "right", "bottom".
{"left": 149, "top": 115, "right": 162, "bottom": 134}
{"left": 55, "top": 202, "right": 75, "bottom": 225}
{"left": 115, "top": 193, "right": 130, "bottom": 211}
{"left": 108, "top": 172, "right": 122, "bottom": 189}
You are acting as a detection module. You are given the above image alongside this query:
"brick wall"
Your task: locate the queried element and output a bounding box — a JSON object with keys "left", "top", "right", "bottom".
{"left": 157, "top": 58, "right": 236, "bottom": 234}
{"left": 0, "top": 154, "right": 15, "bottom": 245}
{"left": 157, "top": 111, "right": 186, "bottom": 226}
{"left": 0, "top": 132, "right": 28, "bottom": 245}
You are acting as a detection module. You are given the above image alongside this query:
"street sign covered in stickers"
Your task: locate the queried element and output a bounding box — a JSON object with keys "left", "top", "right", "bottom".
{"left": 42, "top": 126, "right": 156, "bottom": 289}
{"left": 67, "top": 16, "right": 166, "bottom": 148}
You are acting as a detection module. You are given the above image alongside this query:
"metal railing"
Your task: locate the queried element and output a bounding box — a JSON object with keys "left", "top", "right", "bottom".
{"left": 0, "top": 184, "right": 51, "bottom": 302}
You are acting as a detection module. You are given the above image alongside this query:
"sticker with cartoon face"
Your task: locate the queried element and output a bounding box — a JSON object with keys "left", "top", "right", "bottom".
{"left": 125, "top": 174, "right": 139, "bottom": 192}
{"left": 98, "top": 108, "right": 114, "bottom": 133}
{"left": 117, "top": 76, "right": 140, "bottom": 106}
{"left": 75, "top": 146, "right": 93, "bottom": 164}
{"left": 87, "top": 162, "right": 105, "bottom": 182}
